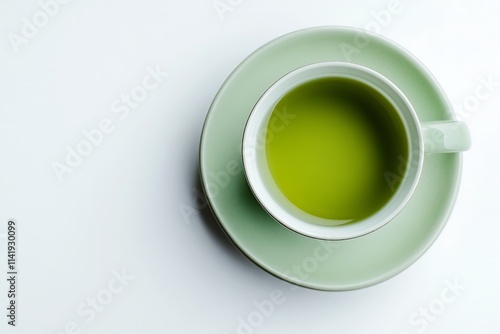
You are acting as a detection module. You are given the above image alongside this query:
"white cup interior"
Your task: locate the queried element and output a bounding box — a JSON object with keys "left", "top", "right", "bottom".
{"left": 242, "top": 62, "right": 423, "bottom": 240}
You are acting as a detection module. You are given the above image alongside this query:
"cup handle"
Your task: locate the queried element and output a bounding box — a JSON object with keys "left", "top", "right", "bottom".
{"left": 421, "top": 121, "right": 471, "bottom": 154}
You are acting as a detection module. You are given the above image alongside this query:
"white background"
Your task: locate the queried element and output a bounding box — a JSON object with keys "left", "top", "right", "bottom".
{"left": 0, "top": 0, "right": 499, "bottom": 333}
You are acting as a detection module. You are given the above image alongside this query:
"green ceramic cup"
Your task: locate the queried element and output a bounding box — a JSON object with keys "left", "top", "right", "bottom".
{"left": 242, "top": 62, "right": 471, "bottom": 241}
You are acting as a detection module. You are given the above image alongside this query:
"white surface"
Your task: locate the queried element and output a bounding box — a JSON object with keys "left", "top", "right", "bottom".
{"left": 0, "top": 0, "right": 498, "bottom": 333}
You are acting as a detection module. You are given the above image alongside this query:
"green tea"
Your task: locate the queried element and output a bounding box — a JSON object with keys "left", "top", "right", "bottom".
{"left": 265, "top": 77, "right": 408, "bottom": 223}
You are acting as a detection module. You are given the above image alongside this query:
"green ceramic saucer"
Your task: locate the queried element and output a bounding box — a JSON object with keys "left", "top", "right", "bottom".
{"left": 200, "top": 26, "right": 462, "bottom": 291}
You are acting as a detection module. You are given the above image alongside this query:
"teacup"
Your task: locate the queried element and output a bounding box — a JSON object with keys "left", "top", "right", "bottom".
{"left": 242, "top": 62, "right": 470, "bottom": 240}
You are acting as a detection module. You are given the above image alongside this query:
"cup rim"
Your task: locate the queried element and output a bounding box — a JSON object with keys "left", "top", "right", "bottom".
{"left": 242, "top": 61, "right": 424, "bottom": 240}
